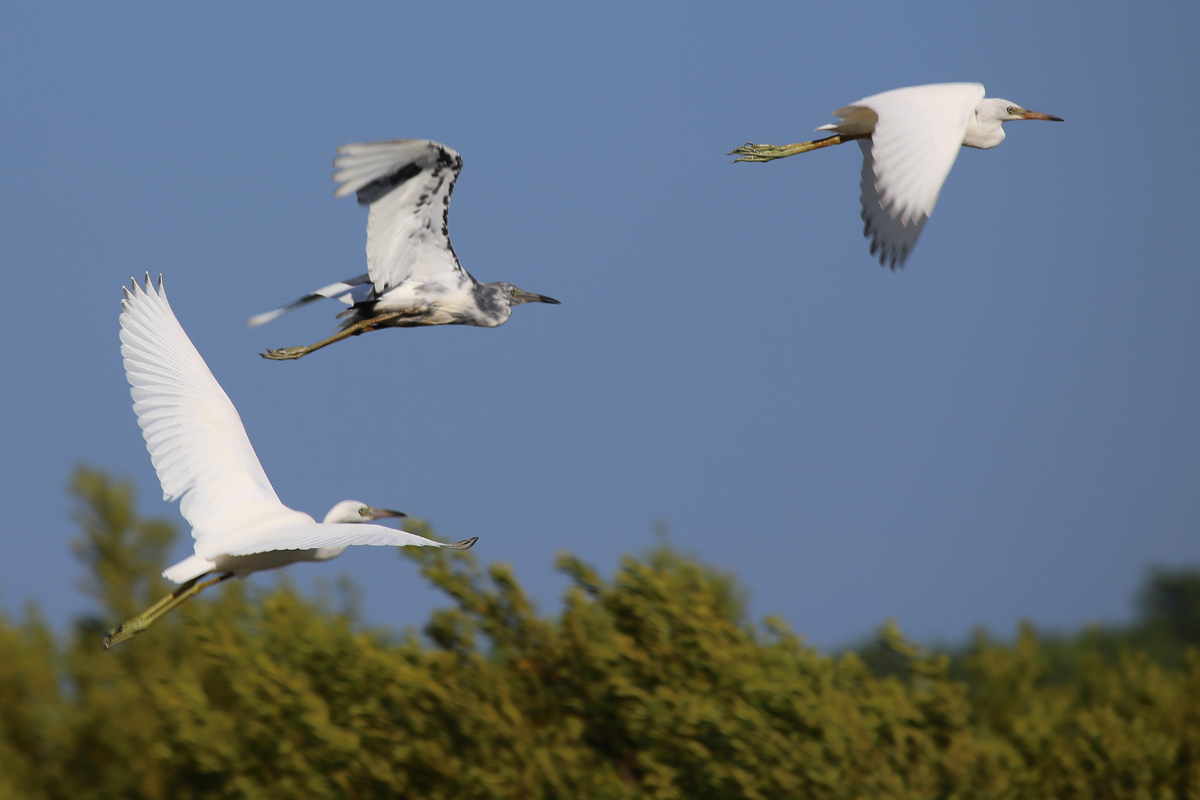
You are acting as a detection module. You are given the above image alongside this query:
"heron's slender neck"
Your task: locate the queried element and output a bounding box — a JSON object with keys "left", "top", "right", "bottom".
{"left": 963, "top": 102, "right": 1007, "bottom": 150}
{"left": 312, "top": 546, "right": 349, "bottom": 561}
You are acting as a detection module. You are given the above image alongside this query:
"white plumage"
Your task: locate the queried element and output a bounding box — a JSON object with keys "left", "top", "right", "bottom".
{"left": 731, "top": 83, "right": 1062, "bottom": 268}
{"left": 827, "top": 84, "right": 984, "bottom": 265}
{"left": 123, "top": 274, "right": 309, "bottom": 561}
{"left": 106, "top": 274, "right": 476, "bottom": 647}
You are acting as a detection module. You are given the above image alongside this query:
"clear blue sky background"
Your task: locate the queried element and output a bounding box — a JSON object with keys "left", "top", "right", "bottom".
{"left": 0, "top": 2, "right": 1196, "bottom": 649}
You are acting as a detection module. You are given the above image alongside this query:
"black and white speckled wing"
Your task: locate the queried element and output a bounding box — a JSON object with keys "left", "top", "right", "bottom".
{"left": 247, "top": 274, "right": 373, "bottom": 327}
{"left": 333, "top": 140, "right": 470, "bottom": 295}
{"left": 119, "top": 275, "right": 311, "bottom": 547}
{"left": 832, "top": 83, "right": 984, "bottom": 269}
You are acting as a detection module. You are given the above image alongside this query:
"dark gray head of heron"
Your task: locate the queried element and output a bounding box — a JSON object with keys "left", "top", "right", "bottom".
{"left": 471, "top": 282, "right": 561, "bottom": 327}
{"left": 323, "top": 500, "right": 407, "bottom": 525}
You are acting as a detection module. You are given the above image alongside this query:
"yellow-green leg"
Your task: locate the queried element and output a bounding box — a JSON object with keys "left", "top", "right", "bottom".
{"left": 104, "top": 572, "right": 233, "bottom": 649}
{"left": 728, "top": 133, "right": 867, "bottom": 162}
{"left": 261, "top": 309, "right": 419, "bottom": 361}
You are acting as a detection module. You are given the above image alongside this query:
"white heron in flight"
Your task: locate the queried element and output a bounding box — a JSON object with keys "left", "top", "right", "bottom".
{"left": 730, "top": 83, "right": 1062, "bottom": 269}
{"left": 105, "top": 274, "right": 477, "bottom": 648}
{"left": 250, "top": 139, "right": 560, "bottom": 360}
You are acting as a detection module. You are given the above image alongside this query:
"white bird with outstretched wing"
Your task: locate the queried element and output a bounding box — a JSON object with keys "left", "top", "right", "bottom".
{"left": 106, "top": 274, "right": 476, "bottom": 647}
{"left": 731, "top": 83, "right": 1061, "bottom": 268}
{"left": 826, "top": 83, "right": 984, "bottom": 266}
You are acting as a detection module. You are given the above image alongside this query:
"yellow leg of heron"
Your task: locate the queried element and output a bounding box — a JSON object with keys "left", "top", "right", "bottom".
{"left": 728, "top": 133, "right": 867, "bottom": 162}
{"left": 103, "top": 572, "right": 233, "bottom": 649}
{"left": 261, "top": 309, "right": 418, "bottom": 361}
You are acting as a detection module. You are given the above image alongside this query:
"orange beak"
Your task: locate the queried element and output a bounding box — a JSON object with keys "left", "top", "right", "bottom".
{"left": 1020, "top": 109, "right": 1063, "bottom": 122}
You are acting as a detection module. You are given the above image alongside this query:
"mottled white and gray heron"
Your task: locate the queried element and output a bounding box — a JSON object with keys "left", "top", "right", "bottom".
{"left": 730, "top": 83, "right": 1062, "bottom": 268}
{"left": 106, "top": 274, "right": 476, "bottom": 648}
{"left": 251, "top": 139, "right": 560, "bottom": 360}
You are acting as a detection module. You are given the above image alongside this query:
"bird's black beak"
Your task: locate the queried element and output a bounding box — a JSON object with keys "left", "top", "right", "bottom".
{"left": 364, "top": 507, "right": 407, "bottom": 521}
{"left": 1019, "top": 109, "right": 1063, "bottom": 122}
{"left": 528, "top": 292, "right": 560, "bottom": 305}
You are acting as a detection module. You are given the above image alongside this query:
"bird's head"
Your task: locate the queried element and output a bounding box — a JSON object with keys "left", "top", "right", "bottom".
{"left": 969, "top": 98, "right": 1063, "bottom": 149}
{"left": 322, "top": 500, "right": 407, "bottom": 525}
{"left": 471, "top": 282, "right": 561, "bottom": 326}
{"left": 980, "top": 98, "right": 1063, "bottom": 124}
{"left": 497, "top": 283, "right": 561, "bottom": 308}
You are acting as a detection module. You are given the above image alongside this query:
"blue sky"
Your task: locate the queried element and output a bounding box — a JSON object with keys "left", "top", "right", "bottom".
{"left": 0, "top": 2, "right": 1196, "bottom": 648}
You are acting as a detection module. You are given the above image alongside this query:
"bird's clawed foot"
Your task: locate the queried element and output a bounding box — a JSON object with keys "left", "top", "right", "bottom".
{"left": 729, "top": 135, "right": 854, "bottom": 163}
{"left": 262, "top": 310, "right": 417, "bottom": 362}
{"left": 729, "top": 143, "right": 793, "bottom": 163}
{"left": 261, "top": 346, "right": 311, "bottom": 361}
{"left": 104, "top": 618, "right": 145, "bottom": 649}
{"left": 102, "top": 574, "right": 228, "bottom": 649}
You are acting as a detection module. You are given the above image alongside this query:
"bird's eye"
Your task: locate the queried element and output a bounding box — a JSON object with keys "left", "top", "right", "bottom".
{"left": 1006, "top": 106, "right": 1015, "bottom": 114}
{"left": 359, "top": 507, "right": 370, "bottom": 516}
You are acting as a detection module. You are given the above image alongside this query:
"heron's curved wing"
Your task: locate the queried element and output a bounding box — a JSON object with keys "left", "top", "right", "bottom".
{"left": 203, "top": 522, "right": 476, "bottom": 558}
{"left": 840, "top": 83, "right": 984, "bottom": 268}
{"left": 333, "top": 139, "right": 472, "bottom": 296}
{"left": 120, "top": 275, "right": 308, "bottom": 543}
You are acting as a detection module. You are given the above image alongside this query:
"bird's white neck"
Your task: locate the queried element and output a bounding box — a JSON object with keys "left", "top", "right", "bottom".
{"left": 963, "top": 100, "right": 1008, "bottom": 150}
{"left": 312, "top": 545, "right": 349, "bottom": 561}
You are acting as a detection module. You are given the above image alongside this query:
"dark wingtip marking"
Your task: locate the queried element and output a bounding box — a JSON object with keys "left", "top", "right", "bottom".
{"left": 356, "top": 161, "right": 424, "bottom": 205}
{"left": 435, "top": 147, "right": 462, "bottom": 172}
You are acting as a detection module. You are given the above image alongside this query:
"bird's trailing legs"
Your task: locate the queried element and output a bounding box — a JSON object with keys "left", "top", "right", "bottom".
{"left": 729, "top": 133, "right": 868, "bottom": 162}
{"left": 104, "top": 572, "right": 234, "bottom": 649}
{"left": 261, "top": 309, "right": 420, "bottom": 361}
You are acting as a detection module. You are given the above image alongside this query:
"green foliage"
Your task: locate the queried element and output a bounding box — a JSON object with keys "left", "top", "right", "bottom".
{"left": 69, "top": 467, "right": 175, "bottom": 624}
{"left": 1135, "top": 567, "right": 1200, "bottom": 668}
{"left": 853, "top": 565, "right": 1200, "bottom": 685}
{"left": 1, "top": 467, "right": 1199, "bottom": 798}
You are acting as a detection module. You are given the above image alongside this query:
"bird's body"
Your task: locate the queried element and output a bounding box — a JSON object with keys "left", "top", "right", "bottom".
{"left": 344, "top": 278, "right": 536, "bottom": 329}
{"left": 730, "top": 83, "right": 1062, "bottom": 268}
{"left": 105, "top": 275, "right": 476, "bottom": 647}
{"left": 252, "top": 139, "right": 559, "bottom": 360}
{"left": 159, "top": 499, "right": 412, "bottom": 583}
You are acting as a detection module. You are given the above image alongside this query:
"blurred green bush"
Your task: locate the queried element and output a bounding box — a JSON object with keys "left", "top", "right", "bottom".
{"left": 1, "top": 466, "right": 1197, "bottom": 799}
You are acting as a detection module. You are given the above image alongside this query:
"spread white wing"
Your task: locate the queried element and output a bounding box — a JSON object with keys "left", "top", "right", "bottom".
{"left": 333, "top": 139, "right": 472, "bottom": 296}
{"left": 125, "top": 274, "right": 477, "bottom": 568}
{"left": 826, "top": 83, "right": 984, "bottom": 268}
{"left": 120, "top": 275, "right": 311, "bottom": 544}
{"left": 206, "top": 523, "right": 472, "bottom": 557}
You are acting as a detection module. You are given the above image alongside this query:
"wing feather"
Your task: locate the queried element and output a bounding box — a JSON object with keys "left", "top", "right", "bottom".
{"left": 204, "top": 522, "right": 472, "bottom": 558}
{"left": 332, "top": 139, "right": 471, "bottom": 295}
{"left": 247, "top": 274, "right": 373, "bottom": 327}
{"left": 120, "top": 275, "right": 309, "bottom": 544}
{"left": 832, "top": 83, "right": 984, "bottom": 268}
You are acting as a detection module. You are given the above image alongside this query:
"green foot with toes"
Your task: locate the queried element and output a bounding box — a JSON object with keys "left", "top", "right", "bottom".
{"left": 262, "top": 347, "right": 309, "bottom": 361}
{"left": 729, "top": 143, "right": 792, "bottom": 162}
